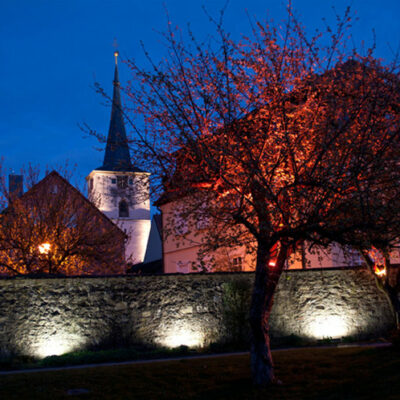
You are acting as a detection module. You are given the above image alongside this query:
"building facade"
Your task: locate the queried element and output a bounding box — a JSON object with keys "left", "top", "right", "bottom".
{"left": 160, "top": 198, "right": 400, "bottom": 273}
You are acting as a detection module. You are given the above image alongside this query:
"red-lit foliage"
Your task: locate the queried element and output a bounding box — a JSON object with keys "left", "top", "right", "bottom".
{"left": 124, "top": 6, "right": 400, "bottom": 386}
{"left": 0, "top": 170, "right": 126, "bottom": 276}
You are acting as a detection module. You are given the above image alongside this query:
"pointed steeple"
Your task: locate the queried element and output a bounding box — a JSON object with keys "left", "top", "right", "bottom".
{"left": 97, "top": 51, "right": 141, "bottom": 172}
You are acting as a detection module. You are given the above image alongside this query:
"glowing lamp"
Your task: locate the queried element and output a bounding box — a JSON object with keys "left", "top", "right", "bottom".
{"left": 34, "top": 334, "right": 83, "bottom": 358}
{"left": 157, "top": 321, "right": 204, "bottom": 348}
{"left": 36, "top": 338, "right": 70, "bottom": 358}
{"left": 307, "top": 315, "right": 349, "bottom": 339}
{"left": 269, "top": 260, "right": 276, "bottom": 267}
{"left": 374, "top": 264, "right": 386, "bottom": 277}
{"left": 38, "top": 242, "right": 51, "bottom": 254}
{"left": 163, "top": 329, "right": 202, "bottom": 348}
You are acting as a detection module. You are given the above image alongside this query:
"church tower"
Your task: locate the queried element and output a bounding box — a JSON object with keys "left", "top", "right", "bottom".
{"left": 87, "top": 51, "right": 151, "bottom": 265}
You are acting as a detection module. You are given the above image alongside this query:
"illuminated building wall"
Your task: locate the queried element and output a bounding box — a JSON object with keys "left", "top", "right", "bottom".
{"left": 0, "top": 268, "right": 394, "bottom": 358}
{"left": 87, "top": 171, "right": 151, "bottom": 264}
{"left": 161, "top": 201, "right": 257, "bottom": 273}
{"left": 161, "top": 200, "right": 392, "bottom": 273}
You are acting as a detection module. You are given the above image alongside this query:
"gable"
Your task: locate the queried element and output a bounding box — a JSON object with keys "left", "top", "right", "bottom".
{"left": 19, "top": 171, "right": 126, "bottom": 239}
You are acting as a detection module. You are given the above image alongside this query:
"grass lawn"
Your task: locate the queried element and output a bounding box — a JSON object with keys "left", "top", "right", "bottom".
{"left": 0, "top": 346, "right": 399, "bottom": 400}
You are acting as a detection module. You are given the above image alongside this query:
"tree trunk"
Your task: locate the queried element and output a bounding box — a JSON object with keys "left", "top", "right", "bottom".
{"left": 249, "top": 241, "right": 286, "bottom": 386}
{"left": 384, "top": 280, "right": 400, "bottom": 330}
{"left": 360, "top": 250, "right": 400, "bottom": 331}
{"left": 383, "top": 253, "right": 400, "bottom": 331}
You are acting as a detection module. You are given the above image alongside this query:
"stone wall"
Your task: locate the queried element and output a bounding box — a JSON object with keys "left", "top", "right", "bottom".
{"left": 0, "top": 268, "right": 394, "bottom": 358}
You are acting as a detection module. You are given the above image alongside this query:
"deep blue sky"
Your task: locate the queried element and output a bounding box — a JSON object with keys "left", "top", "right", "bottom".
{"left": 1, "top": 0, "right": 399, "bottom": 186}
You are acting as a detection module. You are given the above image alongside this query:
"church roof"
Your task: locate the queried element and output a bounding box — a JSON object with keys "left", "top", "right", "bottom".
{"left": 96, "top": 52, "right": 144, "bottom": 173}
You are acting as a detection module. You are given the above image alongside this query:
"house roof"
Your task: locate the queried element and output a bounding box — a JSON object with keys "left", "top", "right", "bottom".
{"left": 96, "top": 53, "right": 144, "bottom": 173}
{"left": 156, "top": 59, "right": 399, "bottom": 207}
{"left": 153, "top": 213, "right": 162, "bottom": 235}
{"left": 18, "top": 171, "right": 127, "bottom": 239}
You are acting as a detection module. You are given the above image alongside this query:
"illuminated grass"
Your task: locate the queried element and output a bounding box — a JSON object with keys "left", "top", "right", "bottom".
{"left": 0, "top": 346, "right": 399, "bottom": 399}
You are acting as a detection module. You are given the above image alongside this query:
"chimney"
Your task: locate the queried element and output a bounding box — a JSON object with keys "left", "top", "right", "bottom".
{"left": 9, "top": 174, "right": 23, "bottom": 200}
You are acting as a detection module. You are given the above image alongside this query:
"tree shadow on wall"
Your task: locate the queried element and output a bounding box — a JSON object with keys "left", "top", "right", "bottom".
{"left": 220, "top": 278, "right": 252, "bottom": 349}
{"left": 88, "top": 318, "right": 138, "bottom": 351}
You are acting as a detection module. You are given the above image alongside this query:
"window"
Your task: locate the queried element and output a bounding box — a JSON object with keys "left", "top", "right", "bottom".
{"left": 176, "top": 261, "right": 190, "bottom": 273}
{"left": 191, "top": 261, "right": 199, "bottom": 271}
{"left": 111, "top": 178, "right": 116, "bottom": 184}
{"left": 66, "top": 214, "right": 77, "bottom": 228}
{"left": 129, "top": 179, "right": 133, "bottom": 185}
{"left": 89, "top": 178, "right": 94, "bottom": 191}
{"left": 194, "top": 203, "right": 210, "bottom": 230}
{"left": 174, "top": 211, "right": 188, "bottom": 235}
{"left": 196, "top": 215, "right": 210, "bottom": 230}
{"left": 50, "top": 184, "right": 58, "bottom": 194}
{"left": 119, "top": 200, "right": 129, "bottom": 218}
{"left": 117, "top": 176, "right": 128, "bottom": 189}
{"left": 391, "top": 247, "right": 400, "bottom": 262}
{"left": 196, "top": 255, "right": 213, "bottom": 272}
{"left": 232, "top": 256, "right": 243, "bottom": 272}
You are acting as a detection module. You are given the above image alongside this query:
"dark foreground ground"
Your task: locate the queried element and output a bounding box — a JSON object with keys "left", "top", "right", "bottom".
{"left": 0, "top": 346, "right": 399, "bottom": 400}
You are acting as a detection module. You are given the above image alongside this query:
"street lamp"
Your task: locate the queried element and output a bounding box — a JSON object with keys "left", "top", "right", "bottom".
{"left": 38, "top": 242, "right": 51, "bottom": 254}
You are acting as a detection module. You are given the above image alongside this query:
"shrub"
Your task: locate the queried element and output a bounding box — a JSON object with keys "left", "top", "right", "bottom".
{"left": 221, "top": 278, "right": 252, "bottom": 347}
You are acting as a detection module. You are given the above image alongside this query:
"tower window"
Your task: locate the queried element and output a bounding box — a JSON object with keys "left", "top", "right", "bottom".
{"left": 111, "top": 178, "right": 116, "bottom": 184}
{"left": 176, "top": 261, "right": 190, "bottom": 273}
{"left": 117, "top": 176, "right": 128, "bottom": 189}
{"left": 89, "top": 178, "right": 94, "bottom": 191}
{"left": 119, "top": 200, "right": 129, "bottom": 218}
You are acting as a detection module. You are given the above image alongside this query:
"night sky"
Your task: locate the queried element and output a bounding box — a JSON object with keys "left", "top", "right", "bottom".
{"left": 1, "top": 0, "right": 399, "bottom": 186}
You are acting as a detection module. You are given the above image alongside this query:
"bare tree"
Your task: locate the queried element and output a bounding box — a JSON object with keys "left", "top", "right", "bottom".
{"left": 0, "top": 166, "right": 126, "bottom": 276}
{"left": 120, "top": 6, "right": 400, "bottom": 386}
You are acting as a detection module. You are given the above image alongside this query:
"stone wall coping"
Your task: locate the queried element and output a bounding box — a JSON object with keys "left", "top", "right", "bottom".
{"left": 0, "top": 265, "right": 380, "bottom": 283}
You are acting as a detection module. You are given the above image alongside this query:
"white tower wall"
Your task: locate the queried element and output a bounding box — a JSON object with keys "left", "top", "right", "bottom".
{"left": 87, "top": 170, "right": 151, "bottom": 264}
{"left": 119, "top": 219, "right": 151, "bottom": 264}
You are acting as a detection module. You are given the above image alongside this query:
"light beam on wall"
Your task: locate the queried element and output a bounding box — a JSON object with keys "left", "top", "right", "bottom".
{"left": 157, "top": 321, "right": 204, "bottom": 348}
{"left": 31, "top": 332, "right": 86, "bottom": 358}
{"left": 306, "top": 315, "right": 350, "bottom": 339}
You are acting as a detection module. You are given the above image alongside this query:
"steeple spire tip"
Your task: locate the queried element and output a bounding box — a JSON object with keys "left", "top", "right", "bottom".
{"left": 113, "top": 38, "right": 119, "bottom": 66}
